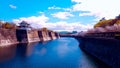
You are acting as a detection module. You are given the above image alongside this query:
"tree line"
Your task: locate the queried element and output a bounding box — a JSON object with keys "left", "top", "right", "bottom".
{"left": 94, "top": 14, "right": 120, "bottom": 28}
{"left": 0, "top": 21, "right": 17, "bottom": 29}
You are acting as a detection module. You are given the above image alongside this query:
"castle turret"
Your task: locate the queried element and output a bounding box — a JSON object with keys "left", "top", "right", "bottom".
{"left": 18, "top": 21, "right": 31, "bottom": 30}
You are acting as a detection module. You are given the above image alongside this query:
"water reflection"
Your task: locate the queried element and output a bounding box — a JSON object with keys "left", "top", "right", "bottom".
{"left": 0, "top": 38, "right": 109, "bottom": 68}
{"left": 0, "top": 45, "right": 16, "bottom": 62}
{"left": 79, "top": 50, "right": 110, "bottom": 68}
{"left": 16, "top": 43, "right": 38, "bottom": 57}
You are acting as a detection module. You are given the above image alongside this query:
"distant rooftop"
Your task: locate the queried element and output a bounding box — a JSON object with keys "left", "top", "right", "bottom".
{"left": 18, "top": 21, "right": 31, "bottom": 30}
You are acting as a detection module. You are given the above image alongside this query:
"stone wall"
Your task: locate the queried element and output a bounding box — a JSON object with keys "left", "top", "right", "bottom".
{"left": 27, "top": 30, "right": 40, "bottom": 42}
{"left": 38, "top": 30, "right": 49, "bottom": 41}
{"left": 0, "top": 29, "right": 60, "bottom": 46}
{"left": 55, "top": 32, "right": 60, "bottom": 38}
{"left": 48, "top": 31, "right": 57, "bottom": 40}
{"left": 16, "top": 29, "right": 28, "bottom": 43}
{"left": 16, "top": 29, "right": 40, "bottom": 43}
{"left": 78, "top": 37, "right": 120, "bottom": 68}
{"left": 16, "top": 29, "right": 60, "bottom": 43}
{"left": 0, "top": 29, "right": 18, "bottom": 46}
{"left": 38, "top": 30, "right": 59, "bottom": 41}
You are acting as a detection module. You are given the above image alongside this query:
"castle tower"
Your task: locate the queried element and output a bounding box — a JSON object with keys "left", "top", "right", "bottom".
{"left": 19, "top": 21, "right": 31, "bottom": 30}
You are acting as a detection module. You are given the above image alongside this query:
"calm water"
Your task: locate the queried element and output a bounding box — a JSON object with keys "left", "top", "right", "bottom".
{"left": 0, "top": 38, "right": 109, "bottom": 68}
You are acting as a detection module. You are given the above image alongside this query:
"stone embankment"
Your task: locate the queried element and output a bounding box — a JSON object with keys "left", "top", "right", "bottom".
{"left": 0, "top": 29, "right": 18, "bottom": 46}
{"left": 0, "top": 29, "right": 60, "bottom": 46}
{"left": 77, "top": 37, "right": 120, "bottom": 68}
{"left": 38, "top": 29, "right": 60, "bottom": 41}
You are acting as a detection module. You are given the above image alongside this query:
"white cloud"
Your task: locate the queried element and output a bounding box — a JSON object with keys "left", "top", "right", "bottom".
{"left": 48, "top": 6, "right": 61, "bottom": 10}
{"left": 9, "top": 4, "right": 17, "bottom": 9}
{"left": 39, "top": 12, "right": 44, "bottom": 15}
{"left": 13, "top": 14, "right": 49, "bottom": 27}
{"left": 79, "top": 12, "right": 94, "bottom": 16}
{"left": 48, "top": 6, "right": 72, "bottom": 12}
{"left": 37, "top": 21, "right": 92, "bottom": 32}
{"left": 72, "top": 0, "right": 82, "bottom": 3}
{"left": 12, "top": 15, "right": 92, "bottom": 31}
{"left": 51, "top": 12, "right": 74, "bottom": 19}
{"left": 71, "top": 0, "right": 120, "bottom": 20}
{"left": 63, "top": 8, "right": 72, "bottom": 12}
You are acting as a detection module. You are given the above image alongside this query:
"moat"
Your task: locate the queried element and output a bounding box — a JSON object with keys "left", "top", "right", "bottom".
{"left": 0, "top": 38, "right": 109, "bottom": 68}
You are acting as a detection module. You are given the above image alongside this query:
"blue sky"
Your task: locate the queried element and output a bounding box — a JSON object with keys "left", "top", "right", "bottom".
{"left": 0, "top": 0, "right": 73, "bottom": 21}
{"left": 0, "top": 0, "right": 120, "bottom": 31}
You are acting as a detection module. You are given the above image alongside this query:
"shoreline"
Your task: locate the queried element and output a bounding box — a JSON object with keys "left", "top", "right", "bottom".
{"left": 0, "top": 29, "right": 60, "bottom": 46}
{"left": 75, "top": 36, "right": 120, "bottom": 68}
